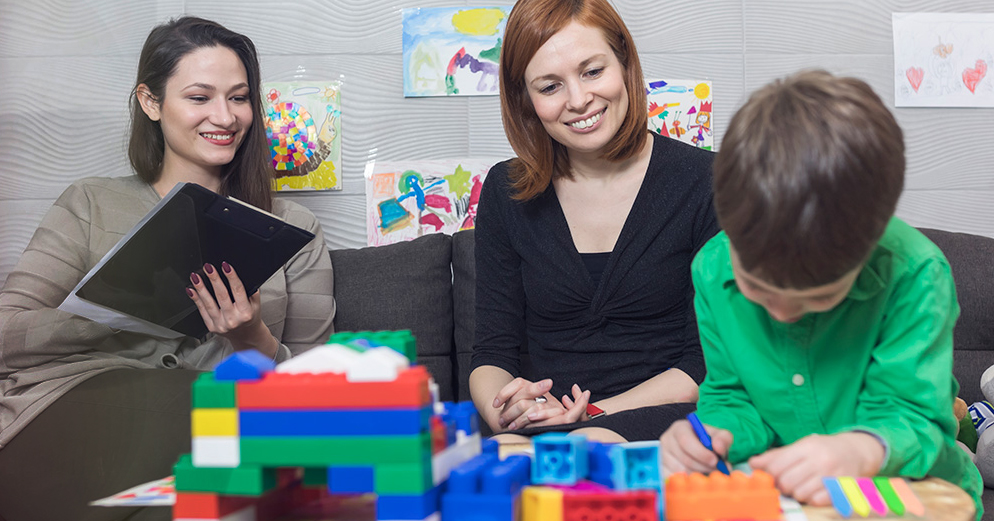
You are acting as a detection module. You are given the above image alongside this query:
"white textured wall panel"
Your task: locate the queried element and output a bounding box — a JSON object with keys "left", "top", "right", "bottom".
{"left": 897, "top": 190, "right": 994, "bottom": 237}
{"left": 278, "top": 193, "right": 368, "bottom": 250}
{"left": 620, "top": 0, "right": 745, "bottom": 54}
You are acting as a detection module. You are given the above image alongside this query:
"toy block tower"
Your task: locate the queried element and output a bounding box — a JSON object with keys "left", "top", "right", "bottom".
{"left": 174, "top": 330, "right": 481, "bottom": 521}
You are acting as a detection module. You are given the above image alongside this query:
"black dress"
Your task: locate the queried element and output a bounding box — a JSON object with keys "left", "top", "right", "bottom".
{"left": 471, "top": 134, "right": 720, "bottom": 440}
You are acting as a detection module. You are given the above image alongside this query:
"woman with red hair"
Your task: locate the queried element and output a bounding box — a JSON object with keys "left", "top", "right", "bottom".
{"left": 469, "top": 0, "right": 719, "bottom": 442}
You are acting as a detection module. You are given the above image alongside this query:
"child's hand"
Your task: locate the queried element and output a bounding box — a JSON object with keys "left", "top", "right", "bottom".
{"left": 749, "top": 432, "right": 885, "bottom": 505}
{"left": 660, "top": 419, "right": 733, "bottom": 477}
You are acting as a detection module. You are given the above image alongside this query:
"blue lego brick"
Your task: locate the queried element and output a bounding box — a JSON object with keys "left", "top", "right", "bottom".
{"left": 441, "top": 492, "right": 515, "bottom": 521}
{"left": 448, "top": 453, "right": 500, "bottom": 494}
{"left": 588, "top": 441, "right": 615, "bottom": 488}
{"left": 214, "top": 350, "right": 275, "bottom": 381}
{"left": 441, "top": 455, "right": 529, "bottom": 521}
{"left": 450, "top": 401, "right": 479, "bottom": 435}
{"left": 531, "top": 433, "right": 588, "bottom": 485}
{"left": 482, "top": 437, "right": 499, "bottom": 456}
{"left": 240, "top": 407, "right": 431, "bottom": 436}
{"left": 609, "top": 441, "right": 661, "bottom": 491}
{"left": 328, "top": 466, "right": 375, "bottom": 494}
{"left": 376, "top": 486, "right": 440, "bottom": 520}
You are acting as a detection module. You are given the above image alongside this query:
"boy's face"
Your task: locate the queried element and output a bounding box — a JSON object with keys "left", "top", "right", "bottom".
{"left": 729, "top": 246, "right": 861, "bottom": 323}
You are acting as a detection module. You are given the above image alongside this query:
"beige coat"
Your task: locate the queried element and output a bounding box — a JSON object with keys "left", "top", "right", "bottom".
{"left": 0, "top": 176, "right": 336, "bottom": 448}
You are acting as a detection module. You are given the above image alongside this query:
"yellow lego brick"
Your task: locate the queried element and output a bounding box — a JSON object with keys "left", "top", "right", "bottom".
{"left": 192, "top": 408, "right": 238, "bottom": 437}
{"left": 522, "top": 486, "right": 563, "bottom": 521}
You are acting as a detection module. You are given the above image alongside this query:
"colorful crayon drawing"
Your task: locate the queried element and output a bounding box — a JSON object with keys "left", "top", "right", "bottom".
{"left": 366, "top": 160, "right": 492, "bottom": 246}
{"left": 403, "top": 7, "right": 509, "bottom": 97}
{"left": 893, "top": 13, "right": 994, "bottom": 107}
{"left": 264, "top": 81, "right": 343, "bottom": 191}
{"left": 646, "top": 79, "right": 713, "bottom": 150}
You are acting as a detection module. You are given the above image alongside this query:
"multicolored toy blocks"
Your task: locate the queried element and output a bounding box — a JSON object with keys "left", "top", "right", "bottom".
{"left": 822, "top": 476, "right": 925, "bottom": 518}
{"left": 665, "top": 470, "right": 781, "bottom": 521}
{"left": 173, "top": 330, "right": 481, "bottom": 521}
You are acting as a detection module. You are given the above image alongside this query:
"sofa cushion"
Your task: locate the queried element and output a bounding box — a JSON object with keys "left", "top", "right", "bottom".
{"left": 452, "top": 230, "right": 476, "bottom": 402}
{"left": 919, "top": 228, "right": 994, "bottom": 404}
{"left": 330, "top": 233, "right": 455, "bottom": 400}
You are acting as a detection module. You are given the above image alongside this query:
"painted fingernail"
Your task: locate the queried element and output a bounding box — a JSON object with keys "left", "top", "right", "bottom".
{"left": 204, "top": 263, "right": 214, "bottom": 274}
{"left": 190, "top": 273, "right": 201, "bottom": 284}
{"left": 186, "top": 287, "right": 195, "bottom": 298}
{"left": 222, "top": 261, "right": 232, "bottom": 273}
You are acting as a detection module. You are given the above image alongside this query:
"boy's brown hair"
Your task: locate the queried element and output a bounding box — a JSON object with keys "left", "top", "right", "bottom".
{"left": 713, "top": 70, "right": 905, "bottom": 289}
{"left": 499, "top": 0, "right": 648, "bottom": 200}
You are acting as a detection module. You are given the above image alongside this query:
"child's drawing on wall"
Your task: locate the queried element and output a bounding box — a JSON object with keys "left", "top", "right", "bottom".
{"left": 403, "top": 7, "right": 509, "bottom": 97}
{"left": 366, "top": 160, "right": 493, "bottom": 246}
{"left": 894, "top": 13, "right": 994, "bottom": 107}
{"left": 646, "top": 79, "right": 714, "bottom": 150}
{"left": 264, "top": 82, "right": 343, "bottom": 191}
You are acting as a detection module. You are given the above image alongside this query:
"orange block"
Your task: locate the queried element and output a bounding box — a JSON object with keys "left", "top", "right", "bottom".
{"left": 666, "top": 470, "right": 781, "bottom": 521}
{"left": 237, "top": 365, "right": 431, "bottom": 409}
{"left": 173, "top": 492, "right": 255, "bottom": 518}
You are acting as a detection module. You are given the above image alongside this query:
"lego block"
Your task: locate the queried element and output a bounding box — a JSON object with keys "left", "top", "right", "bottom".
{"left": 346, "top": 346, "right": 411, "bottom": 382}
{"left": 328, "top": 466, "right": 375, "bottom": 494}
{"left": 173, "top": 492, "right": 255, "bottom": 518}
{"left": 237, "top": 365, "right": 431, "bottom": 409}
{"left": 377, "top": 459, "right": 434, "bottom": 494}
{"left": 562, "top": 489, "right": 658, "bottom": 521}
{"left": 377, "top": 486, "right": 440, "bottom": 520}
{"left": 327, "top": 330, "right": 417, "bottom": 362}
{"left": 532, "top": 433, "right": 588, "bottom": 485}
{"left": 586, "top": 442, "right": 614, "bottom": 488}
{"left": 240, "top": 432, "right": 431, "bottom": 467}
{"left": 174, "top": 454, "right": 277, "bottom": 496}
{"left": 275, "top": 343, "right": 364, "bottom": 374}
{"left": 431, "top": 415, "right": 448, "bottom": 454}
{"left": 441, "top": 492, "right": 514, "bottom": 521}
{"left": 432, "top": 432, "right": 483, "bottom": 486}
{"left": 215, "top": 350, "right": 276, "bottom": 381}
{"left": 303, "top": 467, "right": 328, "bottom": 487}
{"left": 522, "top": 486, "right": 564, "bottom": 521}
{"left": 193, "top": 373, "right": 237, "bottom": 408}
{"left": 175, "top": 504, "right": 255, "bottom": 521}
{"left": 192, "top": 437, "right": 240, "bottom": 468}
{"left": 608, "top": 441, "right": 661, "bottom": 491}
{"left": 193, "top": 408, "right": 239, "bottom": 437}
{"left": 447, "top": 401, "right": 480, "bottom": 436}
{"left": 482, "top": 437, "right": 499, "bottom": 456}
{"left": 442, "top": 454, "right": 530, "bottom": 521}
{"left": 239, "top": 407, "right": 430, "bottom": 436}
{"left": 665, "top": 471, "right": 780, "bottom": 521}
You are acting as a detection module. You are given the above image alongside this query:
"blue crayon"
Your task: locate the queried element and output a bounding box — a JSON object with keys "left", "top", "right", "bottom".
{"left": 686, "top": 412, "right": 730, "bottom": 475}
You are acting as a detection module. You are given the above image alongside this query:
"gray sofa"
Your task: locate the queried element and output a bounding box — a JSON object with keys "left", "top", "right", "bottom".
{"left": 330, "top": 227, "right": 994, "bottom": 514}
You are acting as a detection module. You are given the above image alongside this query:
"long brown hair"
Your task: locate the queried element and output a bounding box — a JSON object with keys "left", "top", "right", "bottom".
{"left": 128, "top": 17, "right": 272, "bottom": 211}
{"left": 714, "top": 70, "right": 905, "bottom": 289}
{"left": 499, "top": 0, "right": 648, "bottom": 201}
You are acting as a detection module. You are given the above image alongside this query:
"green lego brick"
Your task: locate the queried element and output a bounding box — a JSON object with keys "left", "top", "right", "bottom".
{"left": 303, "top": 467, "right": 329, "bottom": 486}
{"left": 241, "top": 433, "right": 431, "bottom": 467}
{"left": 375, "top": 458, "right": 433, "bottom": 494}
{"left": 326, "top": 330, "right": 417, "bottom": 362}
{"left": 173, "top": 454, "right": 276, "bottom": 496}
{"left": 192, "top": 372, "right": 236, "bottom": 408}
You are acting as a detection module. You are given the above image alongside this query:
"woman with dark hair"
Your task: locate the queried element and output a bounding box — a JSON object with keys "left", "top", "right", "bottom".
{"left": 0, "top": 17, "right": 335, "bottom": 520}
{"left": 469, "top": 0, "right": 719, "bottom": 443}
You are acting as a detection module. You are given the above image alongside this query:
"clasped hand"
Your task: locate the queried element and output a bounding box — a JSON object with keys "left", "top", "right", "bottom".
{"left": 661, "top": 421, "right": 885, "bottom": 506}
{"left": 492, "top": 377, "right": 591, "bottom": 431}
{"left": 187, "top": 262, "right": 276, "bottom": 353}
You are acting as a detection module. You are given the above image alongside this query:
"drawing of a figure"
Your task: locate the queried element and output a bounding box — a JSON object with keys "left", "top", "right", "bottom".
{"left": 689, "top": 101, "right": 713, "bottom": 149}
{"left": 669, "top": 111, "right": 686, "bottom": 139}
{"left": 397, "top": 171, "right": 451, "bottom": 234}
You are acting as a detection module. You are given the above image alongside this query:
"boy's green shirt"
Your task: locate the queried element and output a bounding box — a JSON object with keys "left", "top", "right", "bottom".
{"left": 692, "top": 217, "right": 982, "bottom": 515}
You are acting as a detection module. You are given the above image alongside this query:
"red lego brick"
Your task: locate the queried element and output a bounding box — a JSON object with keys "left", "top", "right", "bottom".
{"left": 237, "top": 365, "right": 431, "bottom": 409}
{"left": 665, "top": 470, "right": 781, "bottom": 521}
{"left": 431, "top": 415, "right": 447, "bottom": 454}
{"left": 562, "top": 489, "right": 658, "bottom": 521}
{"left": 173, "top": 492, "right": 255, "bottom": 518}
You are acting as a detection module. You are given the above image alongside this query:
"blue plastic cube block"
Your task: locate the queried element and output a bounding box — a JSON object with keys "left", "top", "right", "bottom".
{"left": 214, "top": 350, "right": 275, "bottom": 381}
{"left": 441, "top": 492, "right": 515, "bottom": 521}
{"left": 440, "top": 455, "right": 529, "bottom": 521}
{"left": 328, "top": 466, "right": 375, "bottom": 494}
{"left": 450, "top": 401, "right": 480, "bottom": 436}
{"left": 609, "top": 441, "right": 661, "bottom": 491}
{"left": 240, "top": 407, "right": 430, "bottom": 436}
{"left": 587, "top": 441, "right": 615, "bottom": 488}
{"left": 448, "top": 453, "right": 500, "bottom": 493}
{"left": 482, "top": 437, "right": 500, "bottom": 456}
{"left": 531, "top": 433, "right": 588, "bottom": 485}
{"left": 377, "top": 486, "right": 440, "bottom": 520}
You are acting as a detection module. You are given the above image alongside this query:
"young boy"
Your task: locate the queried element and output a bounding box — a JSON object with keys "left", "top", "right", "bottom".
{"left": 659, "top": 70, "right": 983, "bottom": 517}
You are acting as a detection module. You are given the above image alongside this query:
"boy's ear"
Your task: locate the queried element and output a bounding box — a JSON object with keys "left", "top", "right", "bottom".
{"left": 136, "top": 84, "right": 161, "bottom": 122}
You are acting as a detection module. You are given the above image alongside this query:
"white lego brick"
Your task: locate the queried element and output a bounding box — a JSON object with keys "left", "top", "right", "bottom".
{"left": 192, "top": 436, "right": 240, "bottom": 468}
{"left": 276, "top": 343, "right": 363, "bottom": 374}
{"left": 432, "top": 432, "right": 482, "bottom": 486}
{"left": 345, "top": 346, "right": 410, "bottom": 382}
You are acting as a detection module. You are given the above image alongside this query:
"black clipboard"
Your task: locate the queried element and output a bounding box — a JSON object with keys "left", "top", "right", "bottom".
{"left": 59, "top": 182, "right": 315, "bottom": 338}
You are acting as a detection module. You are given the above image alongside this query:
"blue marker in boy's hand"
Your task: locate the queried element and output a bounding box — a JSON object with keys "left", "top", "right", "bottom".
{"left": 687, "top": 412, "right": 731, "bottom": 474}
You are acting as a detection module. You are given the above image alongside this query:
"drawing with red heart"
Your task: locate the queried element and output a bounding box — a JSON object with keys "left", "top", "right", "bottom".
{"left": 906, "top": 67, "right": 925, "bottom": 93}
{"left": 962, "top": 59, "right": 987, "bottom": 94}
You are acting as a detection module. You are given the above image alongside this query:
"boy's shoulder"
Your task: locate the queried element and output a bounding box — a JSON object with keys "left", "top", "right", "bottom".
{"left": 691, "top": 231, "right": 733, "bottom": 289}
{"left": 875, "top": 217, "right": 949, "bottom": 269}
